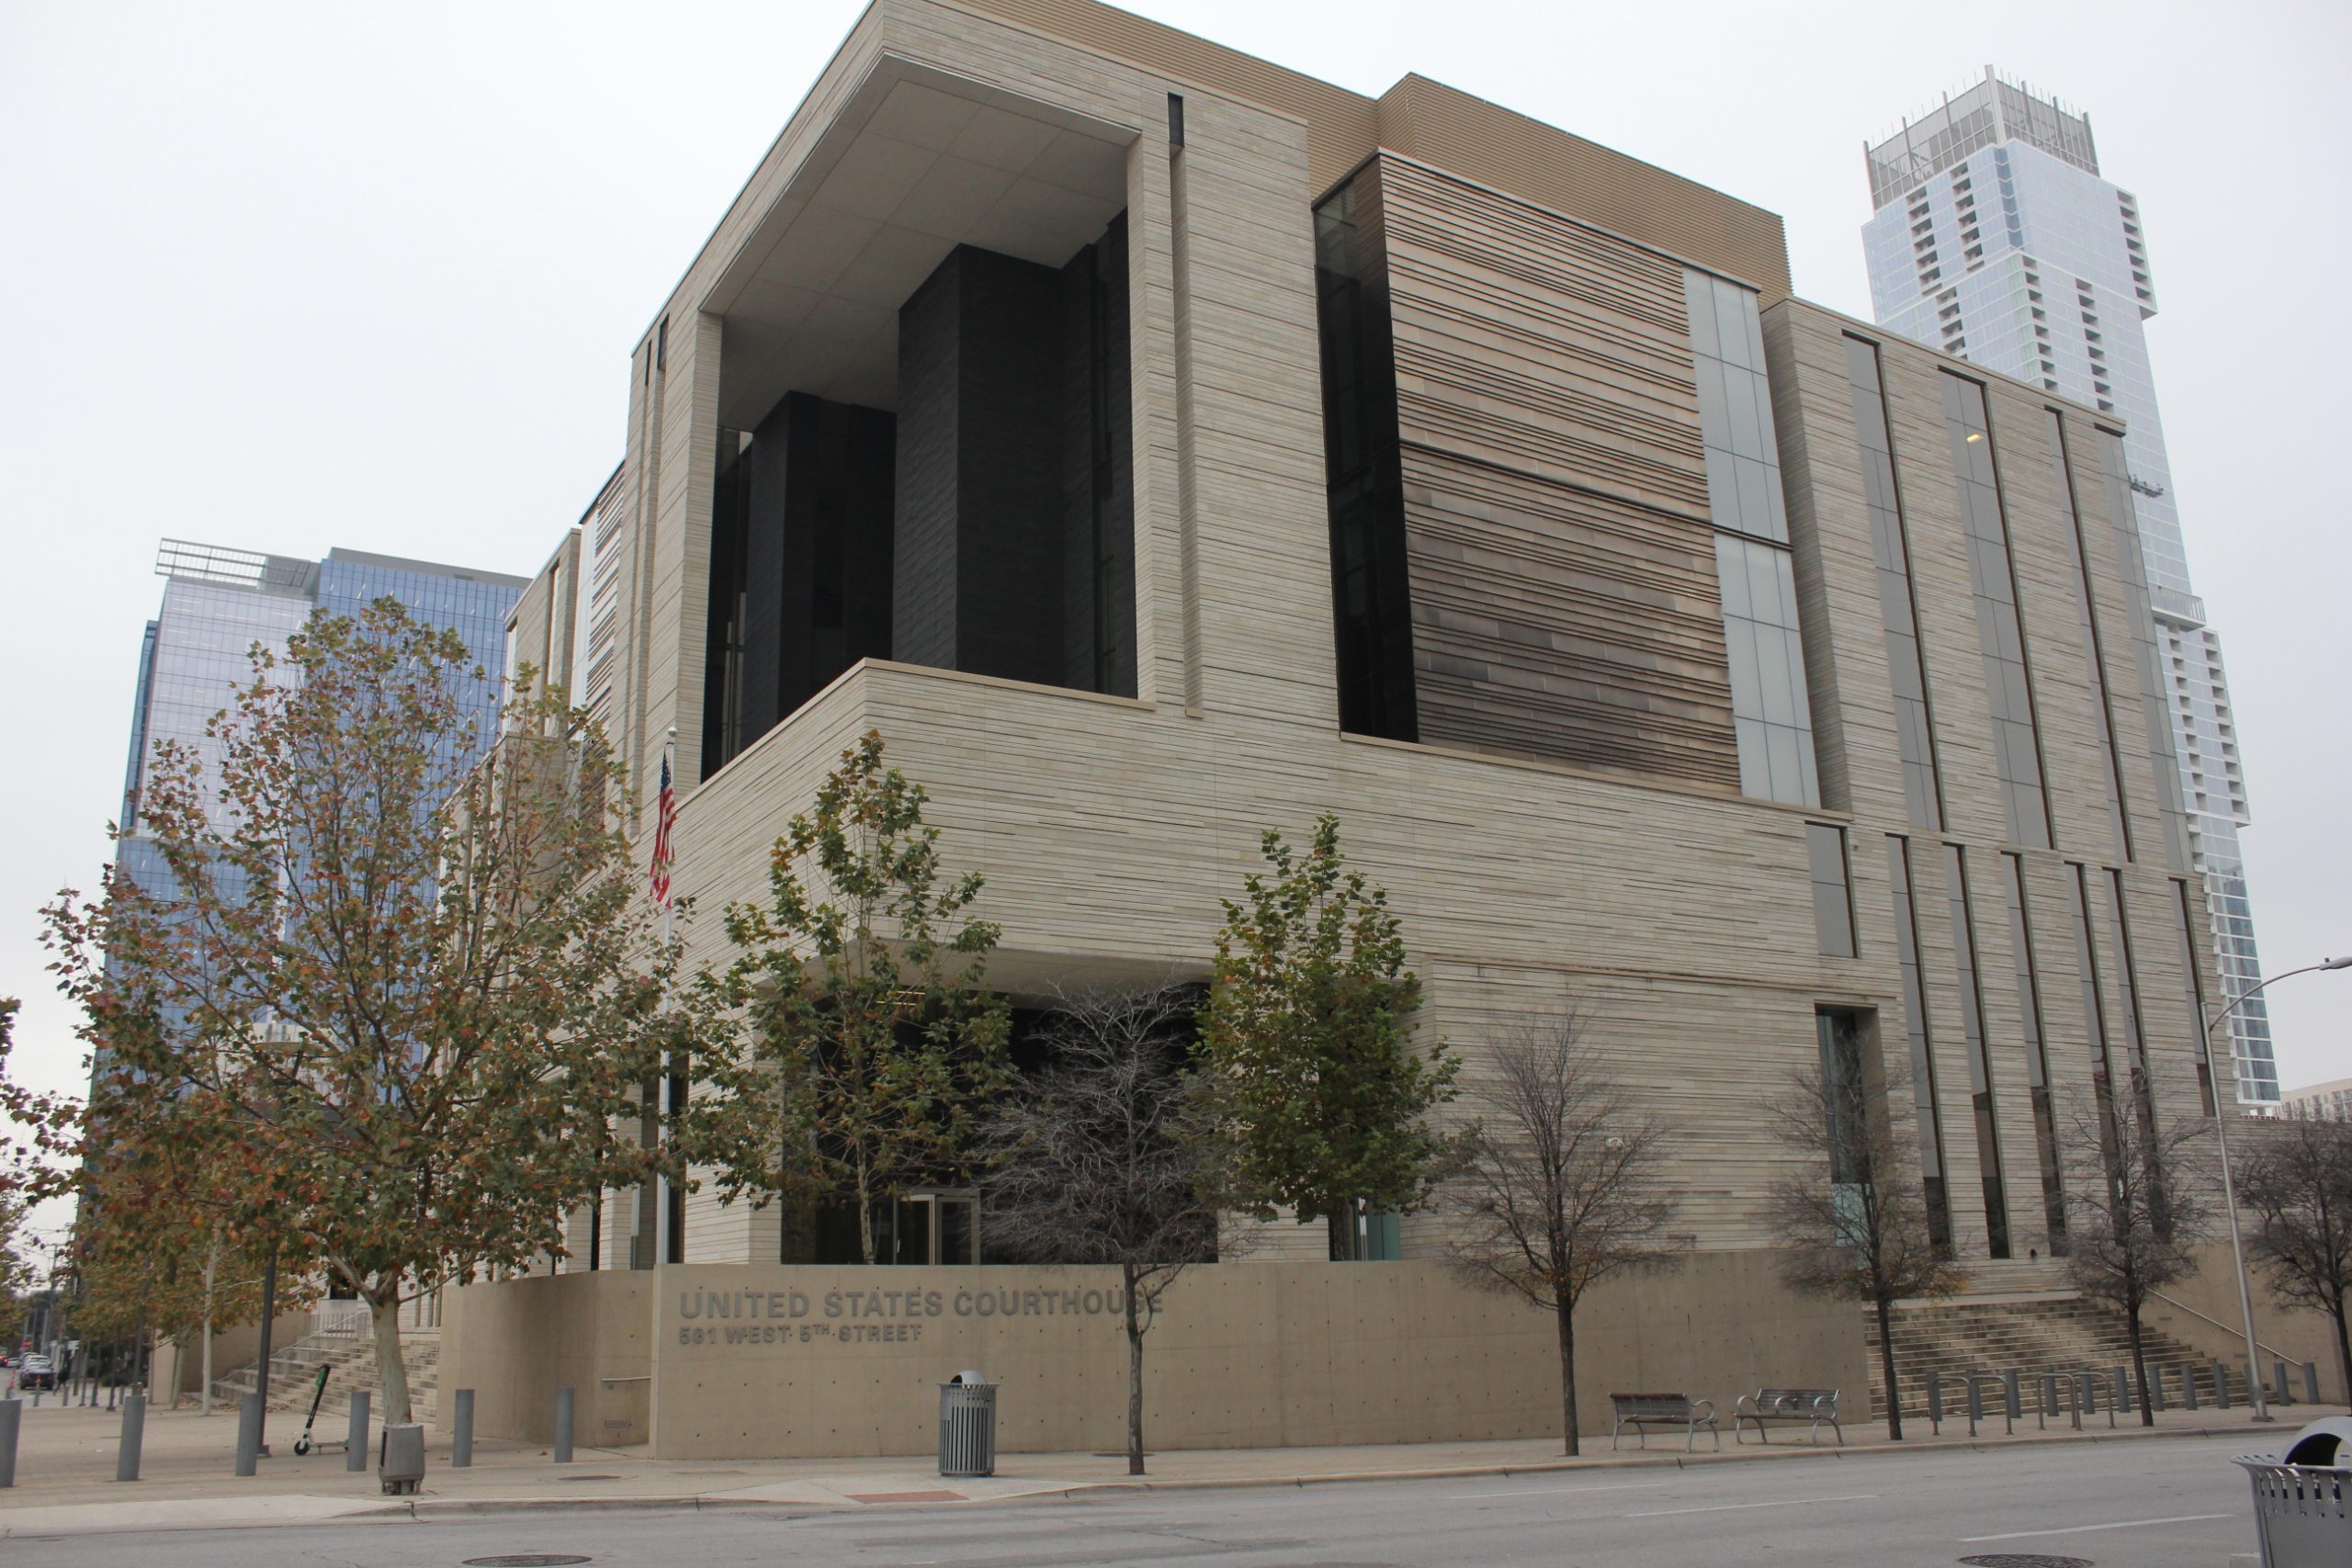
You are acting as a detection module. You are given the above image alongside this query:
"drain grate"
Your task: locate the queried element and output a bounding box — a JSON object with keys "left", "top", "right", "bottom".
{"left": 462, "top": 1558, "right": 593, "bottom": 1567}
{"left": 1958, "top": 1556, "right": 2095, "bottom": 1568}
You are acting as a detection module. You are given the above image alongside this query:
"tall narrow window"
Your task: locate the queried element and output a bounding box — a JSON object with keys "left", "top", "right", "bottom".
{"left": 1816, "top": 1009, "right": 1870, "bottom": 1189}
{"left": 1690, "top": 271, "right": 1815, "bottom": 805}
{"left": 2103, "top": 867, "right": 2160, "bottom": 1139}
{"left": 2098, "top": 429, "right": 2192, "bottom": 873}
{"left": 2172, "top": 877, "right": 2219, "bottom": 1117}
{"left": 1807, "top": 823, "right": 1857, "bottom": 958}
{"left": 1942, "top": 844, "right": 2010, "bottom": 1258}
{"left": 1887, "top": 837, "right": 1953, "bottom": 1250}
{"left": 2044, "top": 411, "right": 2130, "bottom": 859}
{"left": 1941, "top": 374, "right": 2052, "bottom": 849}
{"left": 2065, "top": 863, "right": 2121, "bottom": 1145}
{"left": 2000, "top": 852, "right": 2065, "bottom": 1244}
{"left": 1844, "top": 337, "right": 1943, "bottom": 829}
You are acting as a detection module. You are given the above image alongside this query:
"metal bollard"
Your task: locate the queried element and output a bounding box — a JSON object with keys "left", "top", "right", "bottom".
{"left": 1965, "top": 1374, "right": 1984, "bottom": 1436}
{"left": 2180, "top": 1363, "right": 2199, "bottom": 1411}
{"left": 553, "top": 1386, "right": 574, "bottom": 1464}
{"left": 2079, "top": 1370, "right": 2098, "bottom": 1417}
{"left": 2212, "top": 1360, "right": 2232, "bottom": 1411}
{"left": 2003, "top": 1369, "right": 2021, "bottom": 1431}
{"left": 2303, "top": 1362, "right": 2322, "bottom": 1405}
{"left": 1927, "top": 1370, "right": 1943, "bottom": 1435}
{"left": 116, "top": 1393, "right": 145, "bottom": 1482}
{"left": 2068, "top": 1371, "right": 2083, "bottom": 1429}
{"left": 0, "top": 1395, "right": 19, "bottom": 1487}
{"left": 2150, "top": 1361, "right": 2166, "bottom": 1413}
{"left": 235, "top": 1392, "right": 264, "bottom": 1476}
{"left": 2111, "top": 1366, "right": 2129, "bottom": 1416}
{"left": 345, "top": 1392, "right": 370, "bottom": 1473}
{"left": 2040, "top": 1372, "right": 2059, "bottom": 1428}
{"left": 452, "top": 1389, "right": 474, "bottom": 1468}
{"left": 2274, "top": 1359, "right": 2291, "bottom": 1406}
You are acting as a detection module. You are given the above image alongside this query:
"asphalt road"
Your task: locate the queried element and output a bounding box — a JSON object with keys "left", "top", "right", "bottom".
{"left": 2, "top": 1435, "right": 2256, "bottom": 1567}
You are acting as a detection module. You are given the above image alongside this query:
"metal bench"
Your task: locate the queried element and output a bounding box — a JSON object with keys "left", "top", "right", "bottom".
{"left": 1733, "top": 1387, "right": 1843, "bottom": 1446}
{"left": 1610, "top": 1393, "right": 1720, "bottom": 1451}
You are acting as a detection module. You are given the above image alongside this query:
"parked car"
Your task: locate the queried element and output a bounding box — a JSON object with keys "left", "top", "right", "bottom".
{"left": 16, "top": 1353, "right": 55, "bottom": 1391}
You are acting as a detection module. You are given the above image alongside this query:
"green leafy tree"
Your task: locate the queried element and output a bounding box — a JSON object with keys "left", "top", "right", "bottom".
{"left": 1197, "top": 815, "right": 1459, "bottom": 1258}
{"left": 0, "top": 998, "right": 80, "bottom": 1201}
{"left": 0, "top": 1190, "right": 31, "bottom": 1348}
{"left": 692, "top": 732, "right": 1012, "bottom": 1264}
{"left": 47, "top": 600, "right": 696, "bottom": 1423}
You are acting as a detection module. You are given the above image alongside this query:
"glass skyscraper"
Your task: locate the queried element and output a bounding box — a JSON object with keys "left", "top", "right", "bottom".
{"left": 1861, "top": 70, "right": 2278, "bottom": 1107}
{"left": 119, "top": 538, "right": 527, "bottom": 873}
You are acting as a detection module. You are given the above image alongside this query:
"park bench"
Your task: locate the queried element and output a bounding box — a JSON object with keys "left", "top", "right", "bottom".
{"left": 1609, "top": 1393, "right": 1720, "bottom": 1451}
{"left": 1732, "top": 1387, "right": 1843, "bottom": 1446}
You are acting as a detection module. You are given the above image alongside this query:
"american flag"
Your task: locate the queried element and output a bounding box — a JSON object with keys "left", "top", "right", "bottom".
{"left": 649, "top": 752, "right": 677, "bottom": 908}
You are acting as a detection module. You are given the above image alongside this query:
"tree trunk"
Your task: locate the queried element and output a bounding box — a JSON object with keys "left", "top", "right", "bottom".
{"left": 2328, "top": 1290, "right": 2351, "bottom": 1409}
{"left": 2125, "top": 1304, "right": 2153, "bottom": 1427}
{"left": 857, "top": 1170, "right": 876, "bottom": 1266}
{"left": 199, "top": 1232, "right": 220, "bottom": 1416}
{"left": 1876, "top": 1296, "right": 1904, "bottom": 1440}
{"left": 1555, "top": 1300, "right": 1579, "bottom": 1457}
{"left": 1328, "top": 1205, "right": 1357, "bottom": 1262}
{"left": 371, "top": 1290, "right": 413, "bottom": 1426}
{"left": 1124, "top": 1265, "right": 1146, "bottom": 1475}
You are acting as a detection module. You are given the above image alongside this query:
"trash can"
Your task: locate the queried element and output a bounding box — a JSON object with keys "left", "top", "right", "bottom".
{"left": 938, "top": 1371, "right": 997, "bottom": 1478}
{"left": 378, "top": 1422, "right": 426, "bottom": 1496}
{"left": 2233, "top": 1416, "right": 2350, "bottom": 1567}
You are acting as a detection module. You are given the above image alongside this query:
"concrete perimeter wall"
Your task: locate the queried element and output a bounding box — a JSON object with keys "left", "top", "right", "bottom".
{"left": 2143, "top": 1241, "right": 2351, "bottom": 1404}
{"left": 444, "top": 1256, "right": 1863, "bottom": 1459}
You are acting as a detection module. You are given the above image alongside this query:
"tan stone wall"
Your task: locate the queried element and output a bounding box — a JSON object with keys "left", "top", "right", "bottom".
{"left": 446, "top": 1257, "right": 1863, "bottom": 1458}
{"left": 2142, "top": 1241, "right": 2350, "bottom": 1404}
{"left": 440, "top": 1271, "right": 653, "bottom": 1447}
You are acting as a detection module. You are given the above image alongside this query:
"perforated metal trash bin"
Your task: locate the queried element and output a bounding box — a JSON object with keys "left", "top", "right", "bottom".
{"left": 938, "top": 1371, "right": 997, "bottom": 1478}
{"left": 2233, "top": 1416, "right": 2351, "bottom": 1567}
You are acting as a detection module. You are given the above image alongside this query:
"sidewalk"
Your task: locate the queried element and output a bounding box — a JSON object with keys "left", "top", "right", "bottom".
{"left": 0, "top": 1393, "right": 2322, "bottom": 1538}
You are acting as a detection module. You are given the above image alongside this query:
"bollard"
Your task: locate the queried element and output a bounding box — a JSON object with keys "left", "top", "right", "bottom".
{"left": 345, "top": 1391, "right": 370, "bottom": 1473}
{"left": 2274, "top": 1359, "right": 2291, "bottom": 1406}
{"left": 2179, "top": 1363, "right": 2198, "bottom": 1411}
{"left": 2304, "top": 1362, "right": 2322, "bottom": 1405}
{"left": 235, "top": 1392, "right": 264, "bottom": 1476}
{"left": 452, "top": 1389, "right": 474, "bottom": 1469}
{"left": 1965, "top": 1374, "right": 1983, "bottom": 1436}
{"left": 553, "top": 1386, "right": 574, "bottom": 1464}
{"left": 116, "top": 1393, "right": 145, "bottom": 1482}
{"left": 2068, "top": 1371, "right": 2083, "bottom": 1430}
{"left": 1926, "top": 1370, "right": 1943, "bottom": 1435}
{"left": 2040, "top": 1372, "right": 2059, "bottom": 1429}
{"left": 2212, "top": 1360, "right": 2233, "bottom": 1411}
{"left": 2111, "top": 1366, "right": 2129, "bottom": 1416}
{"left": 0, "top": 1395, "right": 19, "bottom": 1488}
{"left": 2003, "top": 1369, "right": 2021, "bottom": 1431}
{"left": 2150, "top": 1362, "right": 2166, "bottom": 1413}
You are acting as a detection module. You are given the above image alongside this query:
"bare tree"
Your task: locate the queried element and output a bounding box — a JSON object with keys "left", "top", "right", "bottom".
{"left": 1442, "top": 1012, "right": 1681, "bottom": 1456}
{"left": 2056, "top": 1089, "right": 2212, "bottom": 1423}
{"left": 977, "top": 986, "right": 1226, "bottom": 1475}
{"left": 1765, "top": 1037, "right": 1962, "bottom": 1440}
{"left": 2237, "top": 1117, "right": 2352, "bottom": 1404}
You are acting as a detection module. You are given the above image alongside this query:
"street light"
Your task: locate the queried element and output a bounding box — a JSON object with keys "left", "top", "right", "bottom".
{"left": 2203, "top": 955, "right": 2351, "bottom": 1423}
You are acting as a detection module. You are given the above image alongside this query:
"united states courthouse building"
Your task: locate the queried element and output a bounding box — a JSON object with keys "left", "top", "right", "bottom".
{"left": 465, "top": 0, "right": 2256, "bottom": 1455}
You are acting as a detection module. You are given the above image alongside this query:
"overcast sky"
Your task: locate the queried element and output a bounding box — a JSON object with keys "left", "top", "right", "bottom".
{"left": 3, "top": 1, "right": 2345, "bottom": 1247}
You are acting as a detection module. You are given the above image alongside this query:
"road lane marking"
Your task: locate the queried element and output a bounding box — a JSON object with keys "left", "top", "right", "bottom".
{"left": 1625, "top": 1493, "right": 1877, "bottom": 1517}
{"left": 1443, "top": 1483, "right": 1668, "bottom": 1501}
{"left": 1960, "top": 1511, "right": 2235, "bottom": 1542}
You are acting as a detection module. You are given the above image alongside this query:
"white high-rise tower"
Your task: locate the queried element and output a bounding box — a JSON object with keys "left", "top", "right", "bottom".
{"left": 1860, "top": 68, "right": 2278, "bottom": 1108}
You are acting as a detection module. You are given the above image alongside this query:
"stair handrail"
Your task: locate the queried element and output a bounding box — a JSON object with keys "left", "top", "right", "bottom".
{"left": 209, "top": 1318, "right": 367, "bottom": 1404}
{"left": 2147, "top": 1290, "right": 2306, "bottom": 1366}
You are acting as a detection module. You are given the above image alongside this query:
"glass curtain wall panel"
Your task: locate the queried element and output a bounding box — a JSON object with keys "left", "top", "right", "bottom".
{"left": 1942, "top": 844, "right": 2011, "bottom": 1257}
{"left": 1843, "top": 336, "right": 1943, "bottom": 829}
{"left": 1999, "top": 852, "right": 2066, "bottom": 1243}
{"left": 2041, "top": 410, "right": 2130, "bottom": 859}
{"left": 1887, "top": 836, "right": 1954, "bottom": 1250}
{"left": 1939, "top": 374, "right": 2052, "bottom": 848}
{"left": 2097, "top": 430, "right": 2193, "bottom": 873}
{"left": 1689, "top": 269, "right": 1816, "bottom": 805}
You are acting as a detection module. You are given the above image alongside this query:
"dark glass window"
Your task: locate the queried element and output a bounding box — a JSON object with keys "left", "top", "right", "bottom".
{"left": 1843, "top": 337, "right": 1943, "bottom": 830}
{"left": 1999, "top": 852, "right": 2066, "bottom": 1246}
{"left": 1815, "top": 1009, "right": 1871, "bottom": 1189}
{"left": 1886, "top": 836, "right": 1953, "bottom": 1251}
{"left": 1313, "top": 174, "right": 1417, "bottom": 741}
{"left": 1940, "top": 373, "right": 2051, "bottom": 849}
{"left": 1942, "top": 844, "right": 2009, "bottom": 1258}
{"left": 1806, "top": 823, "right": 1856, "bottom": 958}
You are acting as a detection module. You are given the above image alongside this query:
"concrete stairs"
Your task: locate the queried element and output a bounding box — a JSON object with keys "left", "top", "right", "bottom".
{"left": 211, "top": 1329, "right": 440, "bottom": 1425}
{"left": 1865, "top": 1290, "right": 2239, "bottom": 1420}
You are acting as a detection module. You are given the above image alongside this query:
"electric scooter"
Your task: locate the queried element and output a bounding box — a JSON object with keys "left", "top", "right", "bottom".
{"left": 290, "top": 1364, "right": 332, "bottom": 1455}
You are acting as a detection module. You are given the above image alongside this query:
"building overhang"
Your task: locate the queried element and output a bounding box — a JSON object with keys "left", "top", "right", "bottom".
{"left": 707, "top": 54, "right": 1136, "bottom": 426}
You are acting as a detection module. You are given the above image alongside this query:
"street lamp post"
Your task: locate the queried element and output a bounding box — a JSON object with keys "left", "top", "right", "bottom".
{"left": 2202, "top": 956, "right": 2351, "bottom": 1423}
